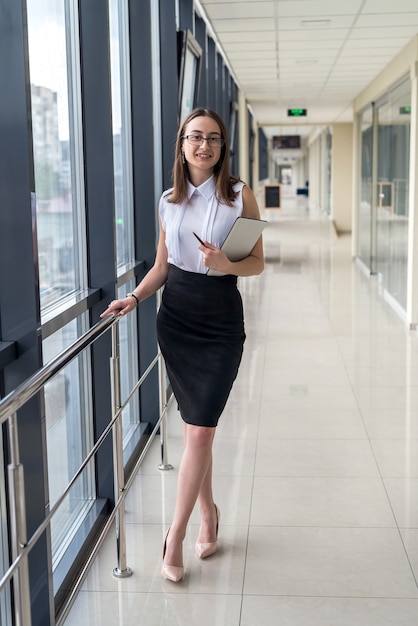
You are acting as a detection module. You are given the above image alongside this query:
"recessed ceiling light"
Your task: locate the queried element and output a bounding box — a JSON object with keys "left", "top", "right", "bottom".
{"left": 301, "top": 19, "right": 331, "bottom": 27}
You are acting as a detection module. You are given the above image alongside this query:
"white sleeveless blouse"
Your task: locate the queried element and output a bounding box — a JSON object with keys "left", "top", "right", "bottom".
{"left": 159, "top": 176, "right": 244, "bottom": 274}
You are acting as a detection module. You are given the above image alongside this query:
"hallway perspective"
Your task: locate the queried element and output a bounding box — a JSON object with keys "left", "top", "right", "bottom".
{"left": 63, "top": 198, "right": 418, "bottom": 625}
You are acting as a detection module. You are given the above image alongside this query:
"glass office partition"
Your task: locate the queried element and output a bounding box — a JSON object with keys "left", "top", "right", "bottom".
{"left": 323, "top": 128, "right": 332, "bottom": 217}
{"left": 357, "top": 78, "right": 411, "bottom": 312}
{"left": 376, "top": 80, "right": 411, "bottom": 310}
{"left": 358, "top": 106, "right": 373, "bottom": 269}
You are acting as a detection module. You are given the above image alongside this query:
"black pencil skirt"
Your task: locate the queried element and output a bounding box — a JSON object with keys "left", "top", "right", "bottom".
{"left": 157, "top": 264, "right": 246, "bottom": 427}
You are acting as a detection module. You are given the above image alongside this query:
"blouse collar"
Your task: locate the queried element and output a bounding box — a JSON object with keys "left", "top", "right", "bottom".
{"left": 186, "top": 175, "right": 216, "bottom": 201}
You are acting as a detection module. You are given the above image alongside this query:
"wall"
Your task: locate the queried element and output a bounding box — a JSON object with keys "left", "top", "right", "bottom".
{"left": 354, "top": 36, "right": 418, "bottom": 113}
{"left": 331, "top": 123, "right": 353, "bottom": 233}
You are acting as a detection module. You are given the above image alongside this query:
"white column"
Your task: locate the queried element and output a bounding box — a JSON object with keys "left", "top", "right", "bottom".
{"left": 238, "top": 89, "right": 249, "bottom": 184}
{"left": 351, "top": 113, "right": 361, "bottom": 257}
{"left": 308, "top": 137, "right": 320, "bottom": 214}
{"left": 407, "top": 61, "right": 418, "bottom": 327}
{"left": 253, "top": 123, "right": 259, "bottom": 191}
{"left": 331, "top": 123, "right": 353, "bottom": 233}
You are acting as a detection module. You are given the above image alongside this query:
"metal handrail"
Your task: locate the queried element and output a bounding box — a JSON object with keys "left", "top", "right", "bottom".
{"left": 0, "top": 313, "right": 171, "bottom": 625}
{"left": 0, "top": 315, "right": 116, "bottom": 426}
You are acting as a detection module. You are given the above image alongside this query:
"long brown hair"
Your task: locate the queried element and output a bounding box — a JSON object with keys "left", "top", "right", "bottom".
{"left": 168, "top": 108, "right": 240, "bottom": 206}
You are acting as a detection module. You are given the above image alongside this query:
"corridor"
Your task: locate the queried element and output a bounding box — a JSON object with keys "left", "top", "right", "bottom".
{"left": 64, "top": 194, "right": 418, "bottom": 625}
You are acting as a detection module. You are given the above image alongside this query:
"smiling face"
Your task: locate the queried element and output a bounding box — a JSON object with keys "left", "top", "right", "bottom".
{"left": 182, "top": 115, "right": 223, "bottom": 184}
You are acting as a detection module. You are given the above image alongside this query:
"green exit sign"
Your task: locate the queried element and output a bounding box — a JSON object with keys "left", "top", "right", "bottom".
{"left": 288, "top": 108, "right": 307, "bottom": 117}
{"left": 399, "top": 106, "right": 411, "bottom": 114}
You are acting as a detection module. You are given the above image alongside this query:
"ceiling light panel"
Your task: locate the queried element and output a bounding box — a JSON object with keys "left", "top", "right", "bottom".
{"left": 350, "top": 25, "right": 418, "bottom": 38}
{"left": 203, "top": 2, "right": 274, "bottom": 19}
{"left": 301, "top": 19, "right": 331, "bottom": 27}
{"left": 364, "top": 0, "right": 418, "bottom": 12}
{"left": 219, "top": 31, "right": 277, "bottom": 43}
{"left": 225, "top": 42, "right": 277, "bottom": 51}
{"left": 344, "top": 38, "right": 410, "bottom": 49}
{"left": 276, "top": 0, "right": 363, "bottom": 17}
{"left": 208, "top": 18, "right": 276, "bottom": 32}
{"left": 279, "top": 40, "right": 343, "bottom": 50}
{"left": 276, "top": 15, "right": 358, "bottom": 29}
{"left": 278, "top": 29, "right": 350, "bottom": 42}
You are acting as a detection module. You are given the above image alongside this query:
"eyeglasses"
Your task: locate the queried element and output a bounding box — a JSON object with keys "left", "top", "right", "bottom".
{"left": 183, "top": 134, "right": 224, "bottom": 147}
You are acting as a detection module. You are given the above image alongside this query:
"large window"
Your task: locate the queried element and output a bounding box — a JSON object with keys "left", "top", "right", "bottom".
{"left": 26, "top": 0, "right": 87, "bottom": 313}
{"left": 1, "top": 0, "right": 159, "bottom": 620}
{"left": 42, "top": 316, "right": 94, "bottom": 592}
{"left": 109, "top": 0, "right": 141, "bottom": 449}
{"left": 109, "top": 0, "right": 135, "bottom": 270}
{"left": 178, "top": 30, "right": 202, "bottom": 122}
{"left": 26, "top": 0, "right": 94, "bottom": 592}
{"left": 117, "top": 281, "right": 142, "bottom": 457}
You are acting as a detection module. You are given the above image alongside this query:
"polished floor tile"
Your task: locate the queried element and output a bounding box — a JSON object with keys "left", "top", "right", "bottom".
{"left": 63, "top": 208, "right": 418, "bottom": 625}
{"left": 371, "top": 439, "right": 418, "bottom": 477}
{"left": 250, "top": 476, "right": 396, "bottom": 527}
{"left": 257, "top": 408, "right": 367, "bottom": 439}
{"left": 400, "top": 528, "right": 418, "bottom": 581}
{"left": 353, "top": 385, "right": 418, "bottom": 414}
{"left": 241, "top": 597, "right": 418, "bottom": 626}
{"left": 254, "top": 438, "right": 380, "bottom": 477}
{"left": 78, "top": 522, "right": 248, "bottom": 595}
{"left": 384, "top": 478, "right": 418, "bottom": 528}
{"left": 244, "top": 527, "right": 418, "bottom": 598}
{"left": 260, "top": 384, "right": 360, "bottom": 412}
{"left": 66, "top": 591, "right": 242, "bottom": 626}
{"left": 362, "top": 410, "right": 418, "bottom": 439}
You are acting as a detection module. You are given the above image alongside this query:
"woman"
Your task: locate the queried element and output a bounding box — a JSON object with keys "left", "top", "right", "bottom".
{"left": 101, "top": 108, "right": 264, "bottom": 582}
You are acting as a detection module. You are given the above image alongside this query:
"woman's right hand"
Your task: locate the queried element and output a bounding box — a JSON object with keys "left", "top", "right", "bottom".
{"left": 100, "top": 296, "right": 137, "bottom": 318}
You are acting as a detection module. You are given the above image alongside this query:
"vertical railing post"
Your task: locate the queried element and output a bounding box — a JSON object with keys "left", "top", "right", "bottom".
{"left": 158, "top": 355, "right": 172, "bottom": 471}
{"left": 7, "top": 412, "right": 32, "bottom": 626}
{"left": 110, "top": 321, "right": 132, "bottom": 578}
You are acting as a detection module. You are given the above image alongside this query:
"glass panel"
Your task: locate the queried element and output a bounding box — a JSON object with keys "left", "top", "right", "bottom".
{"left": 109, "top": 0, "right": 135, "bottom": 270}
{"left": 42, "top": 316, "right": 95, "bottom": 586}
{"left": 376, "top": 80, "right": 411, "bottom": 310}
{"left": 26, "top": 0, "right": 86, "bottom": 312}
{"left": 358, "top": 106, "right": 373, "bottom": 269}
{"left": 323, "top": 128, "right": 332, "bottom": 217}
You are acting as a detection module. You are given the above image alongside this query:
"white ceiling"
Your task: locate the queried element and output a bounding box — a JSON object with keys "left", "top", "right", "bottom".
{"left": 197, "top": 0, "right": 418, "bottom": 142}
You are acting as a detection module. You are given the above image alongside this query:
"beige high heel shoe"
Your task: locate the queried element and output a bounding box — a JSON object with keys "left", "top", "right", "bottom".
{"left": 161, "top": 527, "right": 184, "bottom": 582}
{"left": 195, "top": 504, "right": 220, "bottom": 559}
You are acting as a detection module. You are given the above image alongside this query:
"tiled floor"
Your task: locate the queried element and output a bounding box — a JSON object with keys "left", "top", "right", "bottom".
{"left": 63, "top": 193, "right": 418, "bottom": 625}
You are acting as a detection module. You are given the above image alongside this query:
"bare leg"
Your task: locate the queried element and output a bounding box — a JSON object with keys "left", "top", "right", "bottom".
{"left": 184, "top": 422, "right": 218, "bottom": 544}
{"left": 163, "top": 423, "right": 216, "bottom": 568}
{"left": 196, "top": 455, "right": 218, "bottom": 544}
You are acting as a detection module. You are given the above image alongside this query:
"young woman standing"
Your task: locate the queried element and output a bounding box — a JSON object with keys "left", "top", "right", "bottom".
{"left": 101, "top": 108, "right": 264, "bottom": 582}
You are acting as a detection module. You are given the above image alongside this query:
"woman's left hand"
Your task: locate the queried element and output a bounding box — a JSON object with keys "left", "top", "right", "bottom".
{"left": 100, "top": 297, "right": 137, "bottom": 318}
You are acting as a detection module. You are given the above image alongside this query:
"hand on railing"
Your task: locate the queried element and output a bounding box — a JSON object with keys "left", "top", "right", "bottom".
{"left": 100, "top": 296, "right": 137, "bottom": 318}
